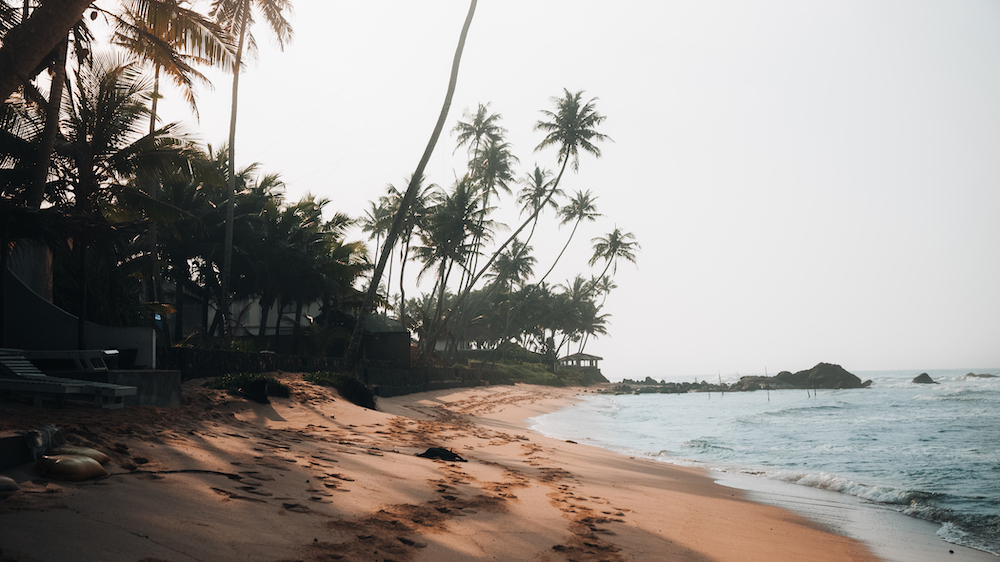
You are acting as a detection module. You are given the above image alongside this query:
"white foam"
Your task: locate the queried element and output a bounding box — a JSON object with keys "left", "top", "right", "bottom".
{"left": 769, "top": 470, "right": 917, "bottom": 504}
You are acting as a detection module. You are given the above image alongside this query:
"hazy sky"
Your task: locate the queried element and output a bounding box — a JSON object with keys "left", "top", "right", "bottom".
{"left": 161, "top": 0, "right": 1000, "bottom": 381}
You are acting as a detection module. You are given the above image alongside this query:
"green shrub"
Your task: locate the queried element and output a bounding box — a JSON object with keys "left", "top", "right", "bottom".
{"left": 204, "top": 372, "right": 290, "bottom": 398}
{"left": 496, "top": 362, "right": 566, "bottom": 386}
{"left": 305, "top": 371, "right": 377, "bottom": 410}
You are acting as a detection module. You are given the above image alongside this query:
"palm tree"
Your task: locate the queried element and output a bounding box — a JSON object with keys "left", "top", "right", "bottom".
{"left": 485, "top": 238, "right": 535, "bottom": 293}
{"left": 346, "top": 0, "right": 478, "bottom": 363}
{"left": 412, "top": 177, "right": 488, "bottom": 350}
{"left": 360, "top": 199, "right": 392, "bottom": 264}
{"left": 114, "top": 0, "right": 236, "bottom": 304}
{"left": 453, "top": 102, "right": 505, "bottom": 159}
{"left": 461, "top": 135, "right": 517, "bottom": 294}
{"left": 440, "top": 89, "right": 610, "bottom": 347}
{"left": 57, "top": 53, "right": 195, "bottom": 345}
{"left": 589, "top": 227, "right": 640, "bottom": 280}
{"left": 515, "top": 165, "right": 560, "bottom": 247}
{"left": 114, "top": 0, "right": 236, "bottom": 121}
{"left": 538, "top": 189, "right": 600, "bottom": 283}
{"left": 22, "top": 16, "right": 95, "bottom": 210}
{"left": 211, "top": 0, "right": 293, "bottom": 336}
{"left": 382, "top": 176, "right": 434, "bottom": 331}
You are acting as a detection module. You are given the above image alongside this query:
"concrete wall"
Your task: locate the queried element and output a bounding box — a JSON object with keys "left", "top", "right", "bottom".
{"left": 3, "top": 268, "right": 156, "bottom": 369}
{"left": 69, "top": 370, "right": 182, "bottom": 408}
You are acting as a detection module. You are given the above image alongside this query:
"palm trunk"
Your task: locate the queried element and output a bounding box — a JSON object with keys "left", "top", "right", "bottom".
{"left": 27, "top": 37, "right": 67, "bottom": 209}
{"left": 76, "top": 238, "right": 87, "bottom": 349}
{"left": 293, "top": 299, "right": 304, "bottom": 354}
{"left": 221, "top": 2, "right": 250, "bottom": 339}
{"left": 258, "top": 295, "right": 272, "bottom": 339}
{"left": 398, "top": 238, "right": 409, "bottom": 331}
{"left": 0, "top": 222, "right": 9, "bottom": 347}
{"left": 0, "top": 0, "right": 93, "bottom": 102}
{"left": 173, "top": 269, "right": 186, "bottom": 341}
{"left": 346, "top": 0, "right": 477, "bottom": 364}
{"left": 538, "top": 219, "right": 580, "bottom": 284}
{"left": 273, "top": 297, "right": 285, "bottom": 353}
{"left": 147, "top": 65, "right": 163, "bottom": 304}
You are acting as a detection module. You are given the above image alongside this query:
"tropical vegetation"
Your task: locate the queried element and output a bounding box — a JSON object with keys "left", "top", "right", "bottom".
{"left": 0, "top": 0, "right": 638, "bottom": 369}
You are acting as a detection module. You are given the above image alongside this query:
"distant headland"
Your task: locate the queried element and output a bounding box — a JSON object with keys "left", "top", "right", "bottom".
{"left": 609, "top": 363, "right": 871, "bottom": 394}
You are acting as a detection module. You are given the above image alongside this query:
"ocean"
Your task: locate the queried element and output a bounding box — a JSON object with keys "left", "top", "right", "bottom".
{"left": 528, "top": 368, "right": 1000, "bottom": 559}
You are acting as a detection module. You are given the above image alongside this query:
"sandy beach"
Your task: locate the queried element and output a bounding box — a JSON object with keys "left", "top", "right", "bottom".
{"left": 0, "top": 375, "right": 880, "bottom": 561}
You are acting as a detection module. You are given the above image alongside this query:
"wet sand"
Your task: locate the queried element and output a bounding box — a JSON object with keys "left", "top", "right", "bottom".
{"left": 1, "top": 376, "right": 878, "bottom": 561}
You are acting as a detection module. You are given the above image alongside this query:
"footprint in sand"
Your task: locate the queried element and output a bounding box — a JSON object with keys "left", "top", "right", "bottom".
{"left": 281, "top": 502, "right": 312, "bottom": 513}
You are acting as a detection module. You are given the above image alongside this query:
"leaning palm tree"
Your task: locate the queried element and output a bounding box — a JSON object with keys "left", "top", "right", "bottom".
{"left": 589, "top": 227, "right": 640, "bottom": 280}
{"left": 538, "top": 189, "right": 600, "bottom": 283}
{"left": 211, "top": 0, "right": 293, "bottom": 336}
{"left": 0, "top": 0, "right": 95, "bottom": 102}
{"left": 346, "top": 0, "right": 478, "bottom": 363}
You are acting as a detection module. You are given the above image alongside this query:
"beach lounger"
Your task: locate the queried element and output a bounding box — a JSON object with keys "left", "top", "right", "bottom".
{"left": 0, "top": 348, "right": 136, "bottom": 409}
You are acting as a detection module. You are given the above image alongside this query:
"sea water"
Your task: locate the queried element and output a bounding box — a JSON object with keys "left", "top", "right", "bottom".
{"left": 528, "top": 369, "right": 1000, "bottom": 557}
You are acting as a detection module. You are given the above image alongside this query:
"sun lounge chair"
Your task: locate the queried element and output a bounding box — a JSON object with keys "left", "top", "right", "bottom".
{"left": 0, "top": 348, "right": 136, "bottom": 409}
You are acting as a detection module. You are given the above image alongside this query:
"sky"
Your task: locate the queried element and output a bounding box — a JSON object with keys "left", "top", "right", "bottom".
{"left": 156, "top": 0, "right": 1000, "bottom": 382}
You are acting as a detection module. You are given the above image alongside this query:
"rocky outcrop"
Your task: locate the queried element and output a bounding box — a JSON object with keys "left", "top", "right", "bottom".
{"left": 776, "top": 363, "right": 868, "bottom": 389}
{"left": 612, "top": 363, "right": 870, "bottom": 395}
{"left": 728, "top": 363, "right": 869, "bottom": 391}
{"left": 912, "top": 373, "right": 938, "bottom": 384}
{"left": 962, "top": 373, "right": 997, "bottom": 379}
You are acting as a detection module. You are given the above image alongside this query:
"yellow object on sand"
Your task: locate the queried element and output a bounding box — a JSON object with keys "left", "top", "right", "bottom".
{"left": 49, "top": 446, "right": 111, "bottom": 464}
{"left": 36, "top": 455, "right": 109, "bottom": 482}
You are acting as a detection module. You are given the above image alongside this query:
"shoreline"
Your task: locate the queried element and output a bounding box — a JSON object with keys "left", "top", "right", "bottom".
{"left": 1, "top": 378, "right": 880, "bottom": 561}
{"left": 526, "top": 387, "right": 999, "bottom": 562}
{"left": 713, "top": 472, "right": 998, "bottom": 562}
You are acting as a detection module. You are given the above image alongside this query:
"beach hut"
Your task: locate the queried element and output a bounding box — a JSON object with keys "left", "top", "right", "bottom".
{"left": 555, "top": 352, "right": 606, "bottom": 382}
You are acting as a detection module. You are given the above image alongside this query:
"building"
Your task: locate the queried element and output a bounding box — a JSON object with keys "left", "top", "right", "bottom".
{"left": 555, "top": 352, "right": 605, "bottom": 382}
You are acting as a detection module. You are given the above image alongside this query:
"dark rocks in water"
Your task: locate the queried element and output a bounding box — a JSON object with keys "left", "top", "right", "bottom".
{"left": 962, "top": 373, "right": 998, "bottom": 379}
{"left": 778, "top": 363, "right": 865, "bottom": 389}
{"left": 726, "top": 363, "right": 866, "bottom": 392}
{"left": 912, "top": 373, "right": 939, "bottom": 384}
{"left": 416, "top": 447, "right": 466, "bottom": 462}
{"left": 606, "top": 363, "right": 869, "bottom": 395}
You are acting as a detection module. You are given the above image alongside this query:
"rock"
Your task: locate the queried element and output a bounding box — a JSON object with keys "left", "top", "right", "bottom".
{"left": 777, "top": 363, "right": 866, "bottom": 389}
{"left": 727, "top": 363, "right": 865, "bottom": 391}
{"left": 962, "top": 373, "right": 997, "bottom": 379}
{"left": 912, "top": 373, "right": 938, "bottom": 384}
{"left": 416, "top": 447, "right": 466, "bottom": 462}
